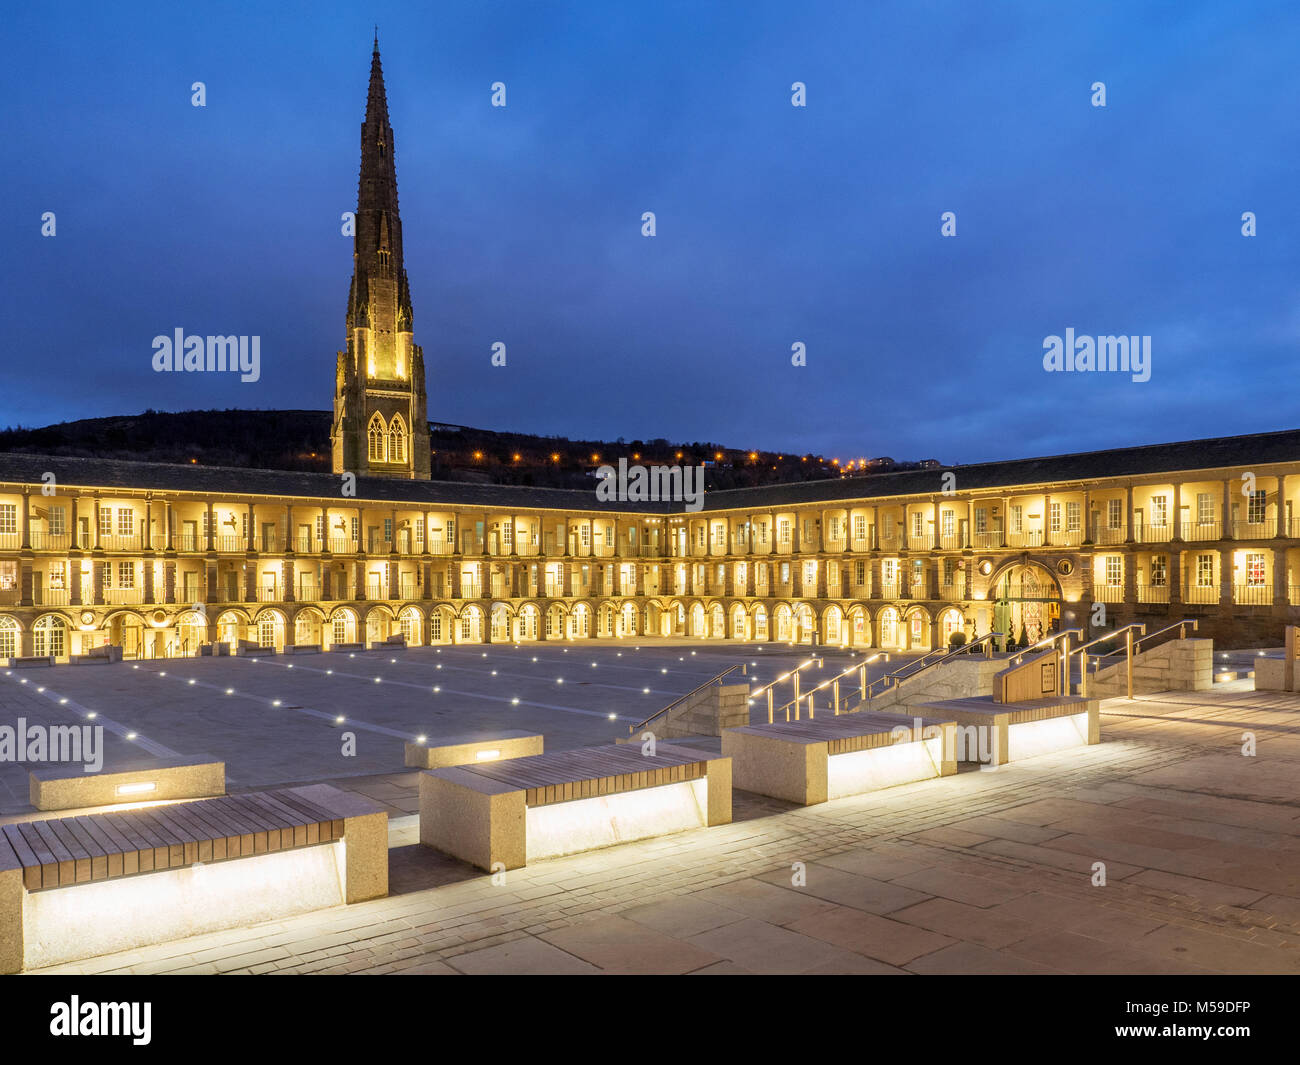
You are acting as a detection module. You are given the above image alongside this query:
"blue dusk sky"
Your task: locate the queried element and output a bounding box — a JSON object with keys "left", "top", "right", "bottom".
{"left": 2, "top": 0, "right": 1299, "bottom": 464}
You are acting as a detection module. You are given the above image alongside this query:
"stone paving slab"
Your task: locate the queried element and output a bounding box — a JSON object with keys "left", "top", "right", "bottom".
{"left": 14, "top": 673, "right": 1300, "bottom": 975}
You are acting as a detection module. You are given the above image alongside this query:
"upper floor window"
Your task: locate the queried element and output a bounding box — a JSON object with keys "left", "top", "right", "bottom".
{"left": 1151, "top": 495, "right": 1168, "bottom": 526}
{"left": 368, "top": 413, "right": 387, "bottom": 462}
{"left": 1247, "top": 490, "right": 1266, "bottom": 524}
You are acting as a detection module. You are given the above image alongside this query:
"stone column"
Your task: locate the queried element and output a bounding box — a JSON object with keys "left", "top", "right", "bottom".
{"left": 164, "top": 561, "right": 176, "bottom": 604}
{"left": 1221, "top": 479, "right": 1233, "bottom": 540}
{"left": 70, "top": 559, "right": 83, "bottom": 606}
{"left": 1277, "top": 475, "right": 1288, "bottom": 538}
{"left": 1042, "top": 493, "right": 1052, "bottom": 547}
{"left": 1125, "top": 486, "right": 1135, "bottom": 544}
{"left": 1172, "top": 482, "right": 1183, "bottom": 541}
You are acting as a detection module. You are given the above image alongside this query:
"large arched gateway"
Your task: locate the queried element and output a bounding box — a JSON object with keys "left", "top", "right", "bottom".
{"left": 990, "top": 561, "right": 1062, "bottom": 646}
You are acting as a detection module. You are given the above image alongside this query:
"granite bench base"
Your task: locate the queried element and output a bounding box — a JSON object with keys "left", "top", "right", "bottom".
{"left": 405, "top": 730, "right": 543, "bottom": 769}
{"left": 723, "top": 711, "right": 957, "bottom": 805}
{"left": 29, "top": 756, "right": 225, "bottom": 812}
{"left": 0, "top": 783, "right": 386, "bottom": 973}
{"left": 420, "top": 743, "right": 731, "bottom": 871}
{"left": 917, "top": 695, "right": 1099, "bottom": 766}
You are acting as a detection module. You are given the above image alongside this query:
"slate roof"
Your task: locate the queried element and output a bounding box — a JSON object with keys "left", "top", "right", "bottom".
{"left": 0, "top": 426, "right": 1297, "bottom": 515}
{"left": 700, "top": 428, "right": 1300, "bottom": 511}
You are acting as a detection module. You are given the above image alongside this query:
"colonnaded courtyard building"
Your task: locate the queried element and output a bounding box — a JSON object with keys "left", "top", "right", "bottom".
{"left": 1, "top": 41, "right": 1299, "bottom": 665}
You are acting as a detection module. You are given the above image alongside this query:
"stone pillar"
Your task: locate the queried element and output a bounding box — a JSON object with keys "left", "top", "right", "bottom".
{"left": 206, "top": 501, "right": 215, "bottom": 551}
{"left": 1125, "top": 486, "right": 1135, "bottom": 544}
{"left": 1169, "top": 551, "right": 1182, "bottom": 607}
{"left": 244, "top": 564, "right": 257, "bottom": 603}
{"left": 1219, "top": 547, "right": 1233, "bottom": 612}
{"left": 164, "top": 561, "right": 176, "bottom": 604}
{"left": 1277, "top": 475, "right": 1288, "bottom": 538}
{"left": 1221, "top": 479, "right": 1233, "bottom": 540}
{"left": 70, "top": 560, "right": 83, "bottom": 606}
{"left": 284, "top": 559, "right": 296, "bottom": 603}
{"left": 93, "top": 497, "right": 102, "bottom": 550}
{"left": 1172, "top": 483, "right": 1183, "bottom": 541}
{"left": 1042, "top": 493, "right": 1052, "bottom": 547}
{"left": 931, "top": 498, "right": 940, "bottom": 549}
{"left": 20, "top": 491, "right": 31, "bottom": 550}
{"left": 205, "top": 561, "right": 218, "bottom": 605}
{"left": 1082, "top": 491, "right": 1092, "bottom": 544}
{"left": 143, "top": 561, "right": 155, "bottom": 605}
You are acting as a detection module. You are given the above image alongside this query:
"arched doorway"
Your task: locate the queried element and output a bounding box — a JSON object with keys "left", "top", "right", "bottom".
{"left": 991, "top": 562, "right": 1062, "bottom": 647}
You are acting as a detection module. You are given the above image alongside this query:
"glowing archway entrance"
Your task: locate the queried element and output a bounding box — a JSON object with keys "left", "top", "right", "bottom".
{"left": 991, "top": 562, "right": 1062, "bottom": 646}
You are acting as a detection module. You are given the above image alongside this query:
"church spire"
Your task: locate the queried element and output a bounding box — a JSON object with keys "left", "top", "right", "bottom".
{"left": 332, "top": 38, "right": 430, "bottom": 480}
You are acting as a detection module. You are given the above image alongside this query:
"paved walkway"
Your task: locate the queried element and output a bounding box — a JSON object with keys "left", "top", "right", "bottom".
{"left": 30, "top": 683, "right": 1300, "bottom": 975}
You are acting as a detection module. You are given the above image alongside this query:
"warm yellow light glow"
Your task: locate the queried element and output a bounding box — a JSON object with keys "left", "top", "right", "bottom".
{"left": 475, "top": 749, "right": 501, "bottom": 761}
{"left": 115, "top": 781, "right": 157, "bottom": 797}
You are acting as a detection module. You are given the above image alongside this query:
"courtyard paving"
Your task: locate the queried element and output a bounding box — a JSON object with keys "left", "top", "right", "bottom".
{"left": 4, "top": 643, "right": 1299, "bottom": 975}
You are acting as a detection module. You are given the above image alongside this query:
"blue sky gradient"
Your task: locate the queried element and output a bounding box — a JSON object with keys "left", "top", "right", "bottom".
{"left": 3, "top": 0, "right": 1298, "bottom": 463}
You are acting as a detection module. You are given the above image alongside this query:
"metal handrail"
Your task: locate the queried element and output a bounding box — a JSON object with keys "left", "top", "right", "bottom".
{"left": 1005, "top": 628, "right": 1082, "bottom": 666}
{"left": 835, "top": 632, "right": 1004, "bottom": 717}
{"left": 1132, "top": 618, "right": 1198, "bottom": 655}
{"left": 748, "top": 658, "right": 820, "bottom": 700}
{"left": 627, "top": 662, "right": 747, "bottom": 735}
{"left": 1076, "top": 623, "right": 1146, "bottom": 660}
{"left": 770, "top": 652, "right": 888, "bottom": 722}
{"left": 1071, "top": 623, "right": 1146, "bottom": 698}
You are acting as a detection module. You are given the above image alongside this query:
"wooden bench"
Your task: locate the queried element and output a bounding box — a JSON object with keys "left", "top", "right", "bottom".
{"left": 328, "top": 642, "right": 365, "bottom": 653}
{"left": 283, "top": 644, "right": 321, "bottom": 655}
{"left": 420, "top": 742, "right": 731, "bottom": 871}
{"left": 916, "top": 695, "right": 1099, "bottom": 766}
{"left": 0, "top": 783, "right": 387, "bottom": 973}
{"left": 404, "top": 730, "right": 543, "bottom": 769}
{"left": 723, "top": 711, "right": 957, "bottom": 805}
{"left": 238, "top": 640, "right": 275, "bottom": 656}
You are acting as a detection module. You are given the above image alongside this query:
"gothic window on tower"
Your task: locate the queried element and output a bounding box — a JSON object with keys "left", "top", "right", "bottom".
{"left": 389, "top": 415, "right": 407, "bottom": 463}
{"left": 368, "top": 413, "right": 388, "bottom": 462}
{"left": 378, "top": 250, "right": 390, "bottom": 266}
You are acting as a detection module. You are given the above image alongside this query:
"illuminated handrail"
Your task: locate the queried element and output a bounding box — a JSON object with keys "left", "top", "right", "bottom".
{"left": 770, "top": 652, "right": 888, "bottom": 721}
{"left": 627, "top": 662, "right": 747, "bottom": 735}
{"left": 1005, "top": 628, "right": 1082, "bottom": 666}
{"left": 1132, "top": 618, "right": 1198, "bottom": 655}
{"left": 834, "top": 633, "right": 1004, "bottom": 717}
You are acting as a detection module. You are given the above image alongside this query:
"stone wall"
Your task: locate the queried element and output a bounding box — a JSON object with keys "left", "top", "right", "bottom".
{"left": 1088, "top": 637, "right": 1213, "bottom": 697}
{"left": 858, "top": 657, "right": 1002, "bottom": 716}
{"left": 655, "top": 683, "right": 750, "bottom": 738}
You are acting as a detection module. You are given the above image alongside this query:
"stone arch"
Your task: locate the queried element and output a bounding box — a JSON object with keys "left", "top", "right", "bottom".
{"left": 365, "top": 605, "right": 395, "bottom": 646}
{"left": 457, "top": 603, "right": 485, "bottom": 643}
{"left": 33, "top": 613, "right": 70, "bottom": 659}
{"left": 291, "top": 605, "right": 325, "bottom": 647}
{"left": 773, "top": 602, "right": 793, "bottom": 642}
{"left": 793, "top": 603, "right": 816, "bottom": 645}
{"left": 751, "top": 602, "right": 769, "bottom": 642}
{"left": 428, "top": 603, "right": 456, "bottom": 644}
{"left": 846, "top": 604, "right": 872, "bottom": 648}
{"left": 821, "top": 604, "right": 845, "bottom": 647}
{"left": 937, "top": 607, "right": 966, "bottom": 648}
{"left": 0, "top": 614, "right": 21, "bottom": 659}
{"left": 327, "top": 606, "right": 359, "bottom": 648}
{"left": 253, "top": 607, "right": 287, "bottom": 652}
{"left": 517, "top": 602, "right": 541, "bottom": 641}
{"left": 398, "top": 605, "right": 425, "bottom": 646}
{"left": 902, "top": 605, "right": 932, "bottom": 651}
{"left": 708, "top": 602, "right": 726, "bottom": 639}
{"left": 489, "top": 602, "right": 512, "bottom": 642}
{"left": 876, "top": 605, "right": 901, "bottom": 650}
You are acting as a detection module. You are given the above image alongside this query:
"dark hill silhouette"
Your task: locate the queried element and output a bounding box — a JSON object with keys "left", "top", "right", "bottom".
{"left": 0, "top": 409, "right": 879, "bottom": 490}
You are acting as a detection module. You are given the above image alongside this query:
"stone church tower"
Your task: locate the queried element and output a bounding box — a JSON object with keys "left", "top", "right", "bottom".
{"left": 331, "top": 36, "right": 431, "bottom": 480}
